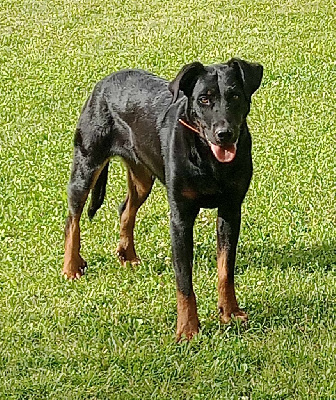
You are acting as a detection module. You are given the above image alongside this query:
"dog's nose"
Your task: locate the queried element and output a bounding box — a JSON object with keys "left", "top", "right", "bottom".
{"left": 216, "top": 129, "right": 233, "bottom": 142}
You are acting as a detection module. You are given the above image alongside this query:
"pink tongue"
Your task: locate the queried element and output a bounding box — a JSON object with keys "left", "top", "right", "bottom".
{"left": 210, "top": 143, "right": 237, "bottom": 163}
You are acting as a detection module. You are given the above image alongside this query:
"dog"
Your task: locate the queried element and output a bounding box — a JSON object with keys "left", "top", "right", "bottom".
{"left": 63, "top": 58, "right": 263, "bottom": 340}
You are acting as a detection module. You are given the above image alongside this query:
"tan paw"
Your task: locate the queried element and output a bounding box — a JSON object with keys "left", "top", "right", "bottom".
{"left": 116, "top": 247, "right": 140, "bottom": 266}
{"left": 219, "top": 307, "right": 248, "bottom": 324}
{"left": 62, "top": 258, "right": 87, "bottom": 280}
{"left": 176, "top": 322, "right": 199, "bottom": 342}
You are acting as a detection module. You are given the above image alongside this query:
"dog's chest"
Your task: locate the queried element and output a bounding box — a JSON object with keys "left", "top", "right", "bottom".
{"left": 180, "top": 157, "right": 248, "bottom": 207}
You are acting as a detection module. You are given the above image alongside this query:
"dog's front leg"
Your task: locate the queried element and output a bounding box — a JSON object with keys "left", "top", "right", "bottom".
{"left": 169, "top": 200, "right": 200, "bottom": 341}
{"left": 217, "top": 206, "right": 248, "bottom": 323}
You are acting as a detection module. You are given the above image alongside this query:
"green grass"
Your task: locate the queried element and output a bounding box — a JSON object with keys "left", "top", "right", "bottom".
{"left": 1, "top": 0, "right": 335, "bottom": 398}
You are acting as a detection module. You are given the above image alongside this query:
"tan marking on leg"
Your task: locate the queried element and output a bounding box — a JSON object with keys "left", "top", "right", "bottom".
{"left": 117, "top": 199, "right": 138, "bottom": 265}
{"left": 62, "top": 165, "right": 105, "bottom": 279}
{"left": 217, "top": 250, "right": 247, "bottom": 323}
{"left": 117, "top": 164, "right": 153, "bottom": 266}
{"left": 176, "top": 290, "right": 199, "bottom": 341}
{"left": 63, "top": 215, "right": 87, "bottom": 279}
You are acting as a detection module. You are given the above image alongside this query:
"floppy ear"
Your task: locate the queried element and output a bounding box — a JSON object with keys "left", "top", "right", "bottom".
{"left": 229, "top": 58, "right": 263, "bottom": 99}
{"left": 168, "top": 62, "right": 206, "bottom": 103}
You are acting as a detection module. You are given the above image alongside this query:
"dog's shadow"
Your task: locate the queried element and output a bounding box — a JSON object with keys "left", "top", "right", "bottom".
{"left": 237, "top": 240, "right": 336, "bottom": 273}
{"left": 199, "top": 240, "right": 336, "bottom": 336}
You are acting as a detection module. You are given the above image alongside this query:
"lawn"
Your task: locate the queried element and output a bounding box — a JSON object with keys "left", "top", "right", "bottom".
{"left": 0, "top": 0, "right": 335, "bottom": 398}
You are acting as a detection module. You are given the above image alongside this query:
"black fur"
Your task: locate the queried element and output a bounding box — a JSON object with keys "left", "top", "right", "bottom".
{"left": 88, "top": 161, "right": 109, "bottom": 220}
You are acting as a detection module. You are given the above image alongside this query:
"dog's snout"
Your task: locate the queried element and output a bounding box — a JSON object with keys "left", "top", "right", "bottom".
{"left": 215, "top": 129, "right": 233, "bottom": 142}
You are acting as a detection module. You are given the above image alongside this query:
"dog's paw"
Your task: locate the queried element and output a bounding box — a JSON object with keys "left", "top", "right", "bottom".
{"left": 62, "top": 258, "right": 87, "bottom": 280}
{"left": 116, "top": 247, "right": 140, "bottom": 267}
{"left": 219, "top": 307, "right": 248, "bottom": 324}
{"left": 176, "top": 323, "right": 199, "bottom": 342}
{"left": 176, "top": 315, "right": 200, "bottom": 342}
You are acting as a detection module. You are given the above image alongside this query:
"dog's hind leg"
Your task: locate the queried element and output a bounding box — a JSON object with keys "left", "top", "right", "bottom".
{"left": 117, "top": 161, "right": 154, "bottom": 266}
{"left": 63, "top": 146, "right": 109, "bottom": 279}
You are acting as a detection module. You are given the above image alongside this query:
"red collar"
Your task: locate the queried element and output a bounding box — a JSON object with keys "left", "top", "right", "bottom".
{"left": 178, "top": 118, "right": 201, "bottom": 135}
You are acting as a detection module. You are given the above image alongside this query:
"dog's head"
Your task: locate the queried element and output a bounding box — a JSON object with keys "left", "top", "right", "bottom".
{"left": 169, "top": 59, "right": 263, "bottom": 163}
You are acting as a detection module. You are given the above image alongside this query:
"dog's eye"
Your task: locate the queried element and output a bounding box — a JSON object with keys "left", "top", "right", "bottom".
{"left": 232, "top": 94, "right": 240, "bottom": 101}
{"left": 199, "top": 96, "right": 210, "bottom": 106}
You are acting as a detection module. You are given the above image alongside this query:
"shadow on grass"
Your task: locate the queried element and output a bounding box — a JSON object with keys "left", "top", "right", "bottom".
{"left": 237, "top": 240, "right": 336, "bottom": 272}
{"left": 202, "top": 288, "right": 336, "bottom": 340}
{"left": 195, "top": 240, "right": 336, "bottom": 337}
{"left": 192, "top": 239, "right": 336, "bottom": 273}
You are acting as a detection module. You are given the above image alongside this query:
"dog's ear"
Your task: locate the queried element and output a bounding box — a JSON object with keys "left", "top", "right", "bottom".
{"left": 169, "top": 62, "right": 206, "bottom": 103}
{"left": 229, "top": 58, "right": 263, "bottom": 99}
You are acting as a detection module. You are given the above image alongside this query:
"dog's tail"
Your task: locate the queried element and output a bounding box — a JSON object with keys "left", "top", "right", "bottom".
{"left": 88, "top": 162, "right": 109, "bottom": 220}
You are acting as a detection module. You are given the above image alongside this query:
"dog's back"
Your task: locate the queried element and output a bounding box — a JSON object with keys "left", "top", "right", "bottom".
{"left": 82, "top": 70, "right": 172, "bottom": 129}
{"left": 76, "top": 69, "right": 171, "bottom": 179}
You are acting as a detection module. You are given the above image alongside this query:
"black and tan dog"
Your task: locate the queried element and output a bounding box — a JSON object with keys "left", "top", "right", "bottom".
{"left": 63, "top": 59, "right": 263, "bottom": 340}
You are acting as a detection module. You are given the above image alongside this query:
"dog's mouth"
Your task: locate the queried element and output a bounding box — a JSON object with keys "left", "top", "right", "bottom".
{"left": 203, "top": 133, "right": 237, "bottom": 163}
{"left": 209, "top": 141, "right": 237, "bottom": 163}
